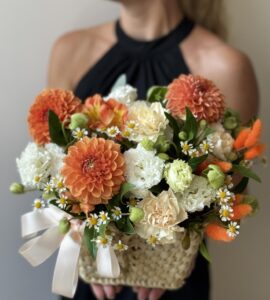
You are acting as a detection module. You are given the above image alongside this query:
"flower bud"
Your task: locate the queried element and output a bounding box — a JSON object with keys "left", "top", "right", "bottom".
{"left": 178, "top": 131, "right": 187, "bottom": 141}
{"left": 158, "top": 153, "right": 170, "bottom": 161}
{"left": 129, "top": 207, "right": 144, "bottom": 223}
{"left": 141, "top": 138, "right": 155, "bottom": 151}
{"left": 207, "top": 165, "right": 225, "bottom": 190}
{"left": 58, "top": 218, "right": 70, "bottom": 234}
{"left": 199, "top": 120, "right": 207, "bottom": 129}
{"left": 227, "top": 152, "right": 238, "bottom": 162}
{"left": 9, "top": 182, "right": 25, "bottom": 194}
{"left": 42, "top": 192, "right": 56, "bottom": 201}
{"left": 224, "top": 116, "right": 238, "bottom": 130}
{"left": 69, "top": 113, "right": 89, "bottom": 130}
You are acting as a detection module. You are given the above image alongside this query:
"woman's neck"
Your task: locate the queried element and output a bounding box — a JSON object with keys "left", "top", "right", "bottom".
{"left": 119, "top": 0, "right": 183, "bottom": 41}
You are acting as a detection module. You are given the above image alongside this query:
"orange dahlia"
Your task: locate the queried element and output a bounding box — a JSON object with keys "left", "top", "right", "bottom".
{"left": 83, "top": 95, "right": 128, "bottom": 130}
{"left": 166, "top": 75, "right": 225, "bottom": 123}
{"left": 28, "top": 89, "right": 82, "bottom": 144}
{"left": 61, "top": 137, "right": 125, "bottom": 212}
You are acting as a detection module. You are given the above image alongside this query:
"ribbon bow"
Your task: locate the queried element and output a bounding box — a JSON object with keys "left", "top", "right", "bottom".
{"left": 19, "top": 205, "right": 120, "bottom": 298}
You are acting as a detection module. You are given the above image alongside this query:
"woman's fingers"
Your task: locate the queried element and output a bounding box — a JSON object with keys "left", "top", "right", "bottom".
{"left": 103, "top": 285, "right": 117, "bottom": 299}
{"left": 137, "top": 287, "right": 151, "bottom": 300}
{"left": 148, "top": 288, "right": 165, "bottom": 300}
{"left": 91, "top": 284, "right": 105, "bottom": 300}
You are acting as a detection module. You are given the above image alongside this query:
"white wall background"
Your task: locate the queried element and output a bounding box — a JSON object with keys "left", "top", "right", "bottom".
{"left": 0, "top": 1, "right": 269, "bottom": 300}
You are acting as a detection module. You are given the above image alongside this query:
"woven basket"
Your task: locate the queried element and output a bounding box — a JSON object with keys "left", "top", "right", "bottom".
{"left": 79, "top": 230, "right": 202, "bottom": 290}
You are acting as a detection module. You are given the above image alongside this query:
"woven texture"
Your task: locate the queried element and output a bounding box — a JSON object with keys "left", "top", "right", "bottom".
{"left": 79, "top": 230, "right": 202, "bottom": 289}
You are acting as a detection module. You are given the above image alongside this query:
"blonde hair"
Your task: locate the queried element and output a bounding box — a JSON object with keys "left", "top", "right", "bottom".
{"left": 178, "top": 0, "right": 227, "bottom": 39}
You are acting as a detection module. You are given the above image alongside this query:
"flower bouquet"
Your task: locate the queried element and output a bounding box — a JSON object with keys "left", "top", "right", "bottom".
{"left": 11, "top": 75, "right": 265, "bottom": 298}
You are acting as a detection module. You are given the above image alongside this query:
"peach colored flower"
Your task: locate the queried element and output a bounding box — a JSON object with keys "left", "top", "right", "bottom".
{"left": 61, "top": 137, "right": 125, "bottom": 212}
{"left": 166, "top": 75, "right": 225, "bottom": 123}
{"left": 28, "top": 89, "right": 82, "bottom": 145}
{"left": 83, "top": 95, "right": 128, "bottom": 130}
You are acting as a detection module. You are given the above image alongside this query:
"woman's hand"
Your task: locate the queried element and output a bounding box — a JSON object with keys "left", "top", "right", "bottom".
{"left": 133, "top": 287, "right": 165, "bottom": 300}
{"left": 91, "top": 284, "right": 122, "bottom": 300}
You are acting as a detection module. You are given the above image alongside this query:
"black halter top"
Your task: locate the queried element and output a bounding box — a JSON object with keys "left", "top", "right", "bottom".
{"left": 69, "top": 17, "right": 210, "bottom": 300}
{"left": 74, "top": 17, "right": 195, "bottom": 100}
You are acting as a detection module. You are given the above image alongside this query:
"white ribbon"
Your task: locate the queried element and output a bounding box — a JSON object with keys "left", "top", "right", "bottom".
{"left": 19, "top": 205, "right": 121, "bottom": 298}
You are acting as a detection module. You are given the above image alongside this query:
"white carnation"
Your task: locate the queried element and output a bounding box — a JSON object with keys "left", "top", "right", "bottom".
{"left": 16, "top": 143, "right": 66, "bottom": 189}
{"left": 209, "top": 123, "right": 234, "bottom": 161}
{"left": 124, "top": 144, "right": 164, "bottom": 198}
{"left": 44, "top": 143, "right": 66, "bottom": 177}
{"left": 176, "top": 176, "right": 216, "bottom": 213}
{"left": 106, "top": 85, "right": 137, "bottom": 106}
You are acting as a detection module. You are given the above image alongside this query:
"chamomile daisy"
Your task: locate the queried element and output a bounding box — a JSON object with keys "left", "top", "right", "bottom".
{"left": 33, "top": 174, "right": 45, "bottom": 188}
{"left": 180, "top": 141, "right": 194, "bottom": 156}
{"left": 126, "top": 120, "right": 138, "bottom": 130}
{"left": 199, "top": 139, "right": 214, "bottom": 154}
{"left": 227, "top": 221, "right": 240, "bottom": 238}
{"left": 146, "top": 235, "right": 160, "bottom": 248}
{"left": 43, "top": 182, "right": 54, "bottom": 194}
{"left": 86, "top": 213, "right": 99, "bottom": 230}
{"left": 98, "top": 211, "right": 110, "bottom": 225}
{"left": 216, "top": 188, "right": 232, "bottom": 203}
{"left": 72, "top": 128, "right": 88, "bottom": 140}
{"left": 106, "top": 126, "right": 120, "bottom": 138}
{"left": 219, "top": 205, "right": 234, "bottom": 222}
{"left": 32, "top": 199, "right": 45, "bottom": 211}
{"left": 51, "top": 176, "right": 66, "bottom": 193}
{"left": 56, "top": 195, "right": 68, "bottom": 209}
{"left": 111, "top": 207, "right": 122, "bottom": 221}
{"left": 127, "top": 198, "right": 139, "bottom": 208}
{"left": 113, "top": 240, "right": 128, "bottom": 252}
{"left": 96, "top": 235, "right": 113, "bottom": 248}
{"left": 121, "top": 128, "right": 132, "bottom": 139}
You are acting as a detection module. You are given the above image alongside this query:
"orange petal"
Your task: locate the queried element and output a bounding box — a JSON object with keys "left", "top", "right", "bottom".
{"left": 234, "top": 194, "right": 244, "bottom": 205}
{"left": 244, "top": 143, "right": 266, "bottom": 160}
{"left": 244, "top": 119, "right": 262, "bottom": 148}
{"left": 196, "top": 161, "right": 211, "bottom": 175}
{"left": 205, "top": 223, "right": 234, "bottom": 242}
{"left": 231, "top": 204, "right": 253, "bottom": 220}
{"left": 212, "top": 160, "right": 232, "bottom": 173}
{"left": 233, "top": 128, "right": 251, "bottom": 150}
{"left": 244, "top": 144, "right": 266, "bottom": 160}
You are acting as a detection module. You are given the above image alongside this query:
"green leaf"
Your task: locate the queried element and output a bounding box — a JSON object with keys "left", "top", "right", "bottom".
{"left": 165, "top": 112, "right": 181, "bottom": 133}
{"left": 116, "top": 217, "right": 135, "bottom": 235}
{"left": 111, "top": 74, "right": 127, "bottom": 91}
{"left": 147, "top": 86, "right": 168, "bottom": 103}
{"left": 232, "top": 177, "right": 249, "bottom": 193}
{"left": 48, "top": 110, "right": 67, "bottom": 146}
{"left": 109, "top": 183, "right": 134, "bottom": 208}
{"left": 83, "top": 226, "right": 98, "bottom": 259}
{"left": 183, "top": 107, "right": 198, "bottom": 141}
{"left": 232, "top": 165, "right": 261, "bottom": 183}
{"left": 188, "top": 155, "right": 208, "bottom": 171}
{"left": 199, "top": 241, "right": 211, "bottom": 263}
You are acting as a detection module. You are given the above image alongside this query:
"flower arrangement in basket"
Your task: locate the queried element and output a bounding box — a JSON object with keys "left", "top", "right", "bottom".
{"left": 11, "top": 74, "right": 266, "bottom": 298}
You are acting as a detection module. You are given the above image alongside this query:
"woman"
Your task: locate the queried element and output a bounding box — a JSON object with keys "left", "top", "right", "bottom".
{"left": 48, "top": 1, "right": 259, "bottom": 299}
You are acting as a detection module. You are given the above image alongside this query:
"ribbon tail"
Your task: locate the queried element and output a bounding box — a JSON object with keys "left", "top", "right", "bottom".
{"left": 96, "top": 245, "right": 120, "bottom": 278}
{"left": 52, "top": 231, "right": 82, "bottom": 298}
{"left": 21, "top": 208, "right": 55, "bottom": 238}
{"left": 19, "top": 226, "right": 63, "bottom": 267}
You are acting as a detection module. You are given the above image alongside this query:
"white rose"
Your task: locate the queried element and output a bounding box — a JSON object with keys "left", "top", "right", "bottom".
{"left": 127, "top": 101, "right": 168, "bottom": 143}
{"left": 106, "top": 85, "right": 137, "bottom": 106}
{"left": 209, "top": 123, "right": 234, "bottom": 161}
{"left": 135, "top": 190, "right": 188, "bottom": 244}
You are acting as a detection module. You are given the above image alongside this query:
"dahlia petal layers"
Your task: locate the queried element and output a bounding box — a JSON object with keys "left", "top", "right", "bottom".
{"left": 12, "top": 75, "right": 265, "bottom": 298}
{"left": 61, "top": 137, "right": 125, "bottom": 212}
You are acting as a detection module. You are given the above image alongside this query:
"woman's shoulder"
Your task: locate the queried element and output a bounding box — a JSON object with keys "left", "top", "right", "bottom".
{"left": 182, "top": 25, "right": 259, "bottom": 121}
{"left": 48, "top": 22, "right": 116, "bottom": 89}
